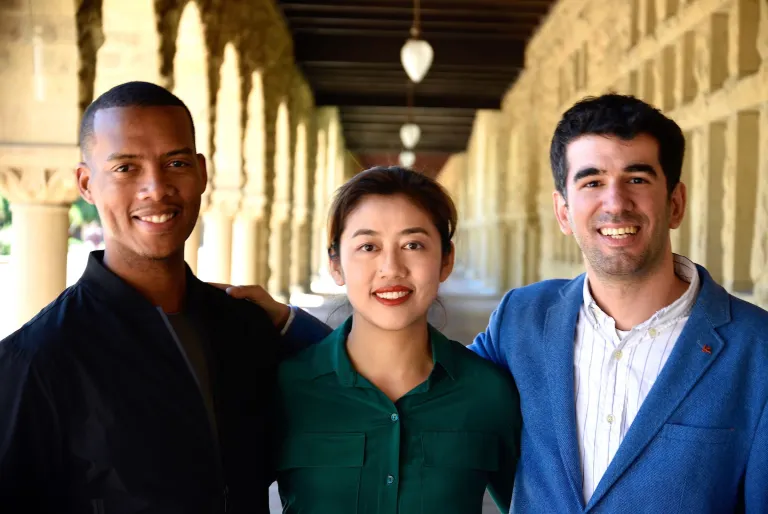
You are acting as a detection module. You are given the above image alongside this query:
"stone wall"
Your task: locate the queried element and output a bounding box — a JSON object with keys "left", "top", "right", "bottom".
{"left": 441, "top": 0, "right": 768, "bottom": 309}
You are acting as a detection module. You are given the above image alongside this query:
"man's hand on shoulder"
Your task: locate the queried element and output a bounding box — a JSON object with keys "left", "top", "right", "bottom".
{"left": 209, "top": 283, "right": 291, "bottom": 330}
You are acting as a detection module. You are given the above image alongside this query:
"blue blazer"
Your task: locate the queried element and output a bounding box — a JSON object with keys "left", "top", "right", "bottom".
{"left": 287, "top": 265, "right": 768, "bottom": 513}
{"left": 469, "top": 265, "right": 768, "bottom": 513}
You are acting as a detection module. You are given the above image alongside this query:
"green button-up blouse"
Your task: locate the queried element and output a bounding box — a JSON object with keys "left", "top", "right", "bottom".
{"left": 275, "top": 317, "right": 521, "bottom": 514}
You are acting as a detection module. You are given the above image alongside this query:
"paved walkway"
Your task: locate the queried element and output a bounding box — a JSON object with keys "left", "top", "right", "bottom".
{"left": 269, "top": 277, "right": 507, "bottom": 513}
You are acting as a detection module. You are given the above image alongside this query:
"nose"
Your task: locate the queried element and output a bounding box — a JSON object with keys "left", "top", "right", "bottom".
{"left": 378, "top": 246, "right": 407, "bottom": 279}
{"left": 602, "top": 181, "right": 634, "bottom": 215}
{"left": 137, "top": 164, "right": 177, "bottom": 201}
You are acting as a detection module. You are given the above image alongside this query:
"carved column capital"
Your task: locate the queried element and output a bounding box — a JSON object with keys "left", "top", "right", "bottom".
{"left": 0, "top": 144, "right": 81, "bottom": 205}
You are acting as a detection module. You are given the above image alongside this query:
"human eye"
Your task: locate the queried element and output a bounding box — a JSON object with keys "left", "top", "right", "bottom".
{"left": 358, "top": 243, "right": 377, "bottom": 252}
{"left": 168, "top": 160, "right": 191, "bottom": 169}
{"left": 404, "top": 241, "right": 425, "bottom": 250}
{"left": 113, "top": 163, "right": 134, "bottom": 173}
{"left": 583, "top": 180, "right": 600, "bottom": 188}
{"left": 628, "top": 176, "right": 648, "bottom": 184}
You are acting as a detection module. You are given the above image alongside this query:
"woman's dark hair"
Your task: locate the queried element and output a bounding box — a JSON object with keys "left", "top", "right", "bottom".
{"left": 550, "top": 93, "right": 685, "bottom": 198}
{"left": 327, "top": 166, "right": 457, "bottom": 259}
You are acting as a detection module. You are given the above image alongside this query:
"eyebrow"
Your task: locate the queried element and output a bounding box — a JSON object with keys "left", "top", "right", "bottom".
{"left": 350, "top": 227, "right": 430, "bottom": 238}
{"left": 105, "top": 147, "right": 195, "bottom": 162}
{"left": 572, "top": 163, "right": 658, "bottom": 183}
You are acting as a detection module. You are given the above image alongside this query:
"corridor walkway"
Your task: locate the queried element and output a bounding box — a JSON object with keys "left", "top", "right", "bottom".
{"left": 268, "top": 276, "right": 507, "bottom": 513}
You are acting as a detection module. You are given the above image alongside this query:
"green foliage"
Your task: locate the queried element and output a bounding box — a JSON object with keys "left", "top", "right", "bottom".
{"left": 0, "top": 197, "right": 10, "bottom": 228}
{"left": 69, "top": 198, "right": 99, "bottom": 228}
{"left": 0, "top": 241, "right": 9, "bottom": 256}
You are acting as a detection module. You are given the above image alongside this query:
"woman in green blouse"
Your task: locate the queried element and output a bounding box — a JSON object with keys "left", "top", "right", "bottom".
{"left": 274, "top": 166, "right": 521, "bottom": 513}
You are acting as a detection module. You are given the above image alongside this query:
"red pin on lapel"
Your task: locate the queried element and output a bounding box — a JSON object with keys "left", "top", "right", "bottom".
{"left": 702, "top": 345, "right": 712, "bottom": 354}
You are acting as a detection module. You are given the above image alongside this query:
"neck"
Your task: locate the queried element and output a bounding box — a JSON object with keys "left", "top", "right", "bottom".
{"left": 346, "top": 313, "right": 433, "bottom": 401}
{"left": 103, "top": 245, "right": 187, "bottom": 313}
{"left": 587, "top": 252, "right": 689, "bottom": 331}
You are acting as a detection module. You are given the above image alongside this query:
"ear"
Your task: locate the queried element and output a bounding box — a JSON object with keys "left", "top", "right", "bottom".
{"left": 552, "top": 190, "right": 573, "bottom": 235}
{"left": 197, "top": 153, "right": 208, "bottom": 193}
{"left": 329, "top": 256, "right": 345, "bottom": 287}
{"left": 668, "top": 181, "right": 686, "bottom": 230}
{"left": 76, "top": 162, "right": 95, "bottom": 205}
{"left": 439, "top": 242, "right": 455, "bottom": 282}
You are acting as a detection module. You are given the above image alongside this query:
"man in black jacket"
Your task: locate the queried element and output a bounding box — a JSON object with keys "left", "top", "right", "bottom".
{"left": 0, "top": 82, "right": 279, "bottom": 513}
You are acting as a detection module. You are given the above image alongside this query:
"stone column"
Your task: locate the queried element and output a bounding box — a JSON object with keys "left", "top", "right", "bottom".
{"left": 230, "top": 195, "right": 268, "bottom": 287}
{"left": 184, "top": 222, "right": 202, "bottom": 273}
{"left": 267, "top": 101, "right": 292, "bottom": 302}
{"left": 752, "top": 103, "right": 768, "bottom": 309}
{"left": 0, "top": 146, "right": 80, "bottom": 327}
{"left": 310, "top": 119, "right": 328, "bottom": 284}
{"left": 201, "top": 190, "right": 239, "bottom": 284}
{"left": 290, "top": 119, "right": 312, "bottom": 294}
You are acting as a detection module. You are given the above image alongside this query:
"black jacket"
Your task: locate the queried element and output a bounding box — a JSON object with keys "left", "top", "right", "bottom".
{"left": 0, "top": 251, "right": 280, "bottom": 513}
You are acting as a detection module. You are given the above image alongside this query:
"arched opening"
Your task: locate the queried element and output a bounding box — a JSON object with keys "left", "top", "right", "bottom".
{"left": 94, "top": 0, "right": 161, "bottom": 96}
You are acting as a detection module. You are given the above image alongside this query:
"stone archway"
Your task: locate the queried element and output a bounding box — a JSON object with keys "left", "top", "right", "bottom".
{"left": 93, "top": 0, "right": 161, "bottom": 96}
{"left": 173, "top": 1, "right": 210, "bottom": 273}
{"left": 200, "top": 43, "right": 242, "bottom": 283}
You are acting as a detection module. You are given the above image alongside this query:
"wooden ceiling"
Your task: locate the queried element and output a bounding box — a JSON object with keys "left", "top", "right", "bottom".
{"left": 275, "top": 0, "right": 556, "bottom": 171}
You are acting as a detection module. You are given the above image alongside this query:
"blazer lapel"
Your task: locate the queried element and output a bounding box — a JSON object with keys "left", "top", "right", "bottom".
{"left": 544, "top": 275, "right": 587, "bottom": 510}
{"left": 586, "top": 267, "right": 731, "bottom": 511}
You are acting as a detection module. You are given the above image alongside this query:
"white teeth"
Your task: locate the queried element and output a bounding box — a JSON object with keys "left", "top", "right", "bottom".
{"left": 600, "top": 226, "right": 638, "bottom": 237}
{"left": 375, "top": 291, "right": 411, "bottom": 300}
{"left": 139, "top": 213, "right": 176, "bottom": 224}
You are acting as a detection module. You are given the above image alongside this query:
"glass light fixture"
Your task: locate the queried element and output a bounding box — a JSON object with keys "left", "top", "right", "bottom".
{"left": 399, "top": 150, "right": 416, "bottom": 168}
{"left": 400, "top": 123, "right": 421, "bottom": 149}
{"left": 400, "top": 38, "right": 433, "bottom": 83}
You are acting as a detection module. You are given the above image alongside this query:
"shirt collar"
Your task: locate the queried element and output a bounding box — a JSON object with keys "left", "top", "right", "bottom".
{"left": 582, "top": 254, "right": 700, "bottom": 332}
{"left": 79, "top": 249, "right": 204, "bottom": 312}
{"left": 316, "top": 316, "right": 458, "bottom": 387}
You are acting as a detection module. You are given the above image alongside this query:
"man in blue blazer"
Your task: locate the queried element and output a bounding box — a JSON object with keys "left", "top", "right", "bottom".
{"left": 229, "top": 94, "right": 768, "bottom": 513}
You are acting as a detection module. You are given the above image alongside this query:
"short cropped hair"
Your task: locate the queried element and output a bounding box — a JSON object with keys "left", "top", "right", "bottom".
{"left": 79, "top": 81, "right": 195, "bottom": 156}
{"left": 550, "top": 94, "right": 685, "bottom": 198}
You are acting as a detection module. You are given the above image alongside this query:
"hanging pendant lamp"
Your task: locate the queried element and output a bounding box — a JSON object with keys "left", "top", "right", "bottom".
{"left": 400, "top": 0, "right": 433, "bottom": 83}
{"left": 399, "top": 150, "right": 416, "bottom": 168}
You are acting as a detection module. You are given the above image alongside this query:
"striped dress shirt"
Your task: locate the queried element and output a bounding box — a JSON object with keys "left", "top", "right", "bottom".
{"left": 574, "top": 255, "right": 700, "bottom": 502}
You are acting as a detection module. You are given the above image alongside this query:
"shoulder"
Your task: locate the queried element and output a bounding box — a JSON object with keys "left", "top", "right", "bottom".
{"left": 723, "top": 295, "right": 768, "bottom": 359}
{"left": 278, "top": 336, "right": 336, "bottom": 385}
{"left": 448, "top": 340, "right": 519, "bottom": 402}
{"left": 1, "top": 284, "right": 86, "bottom": 359}
{"left": 499, "top": 278, "right": 573, "bottom": 307}
{"left": 0, "top": 284, "right": 87, "bottom": 384}
{"left": 490, "top": 277, "right": 576, "bottom": 329}
{"left": 193, "top": 281, "right": 275, "bottom": 330}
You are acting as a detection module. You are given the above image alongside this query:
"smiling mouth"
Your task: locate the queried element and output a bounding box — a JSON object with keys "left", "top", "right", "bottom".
{"left": 374, "top": 290, "right": 412, "bottom": 300}
{"left": 599, "top": 226, "right": 639, "bottom": 239}
{"left": 134, "top": 212, "right": 178, "bottom": 224}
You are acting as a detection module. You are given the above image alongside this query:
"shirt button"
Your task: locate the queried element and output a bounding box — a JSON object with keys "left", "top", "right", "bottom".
{"left": 648, "top": 328, "right": 658, "bottom": 338}
{"left": 386, "top": 475, "right": 395, "bottom": 485}
{"left": 614, "top": 350, "right": 623, "bottom": 360}
{"left": 607, "top": 414, "right": 615, "bottom": 424}
{"left": 390, "top": 413, "right": 399, "bottom": 422}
